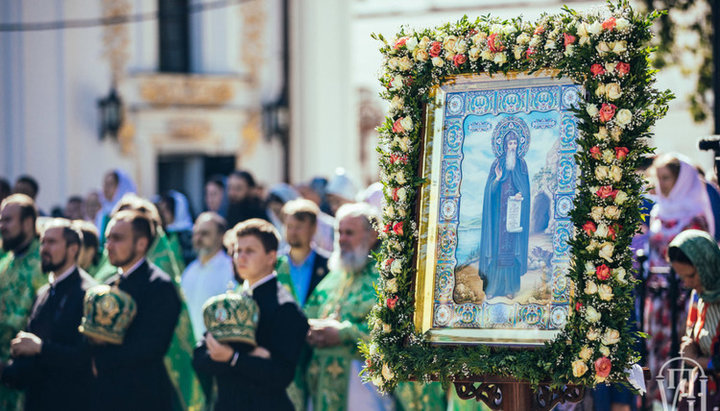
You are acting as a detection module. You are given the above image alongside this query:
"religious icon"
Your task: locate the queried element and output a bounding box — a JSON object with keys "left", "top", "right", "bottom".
{"left": 414, "top": 72, "right": 581, "bottom": 345}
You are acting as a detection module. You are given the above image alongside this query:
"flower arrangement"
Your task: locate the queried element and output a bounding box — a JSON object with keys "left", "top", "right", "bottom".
{"left": 362, "top": 1, "right": 672, "bottom": 392}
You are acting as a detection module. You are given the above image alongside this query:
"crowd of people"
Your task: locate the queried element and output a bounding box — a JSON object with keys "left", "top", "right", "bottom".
{"left": 1, "top": 150, "right": 720, "bottom": 411}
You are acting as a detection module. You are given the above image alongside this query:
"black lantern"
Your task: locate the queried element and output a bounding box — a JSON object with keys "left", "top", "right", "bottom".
{"left": 98, "top": 86, "right": 124, "bottom": 140}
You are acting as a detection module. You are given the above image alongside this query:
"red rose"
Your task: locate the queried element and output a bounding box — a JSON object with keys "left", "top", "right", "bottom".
{"left": 596, "top": 264, "right": 611, "bottom": 280}
{"left": 590, "top": 64, "right": 606, "bottom": 78}
{"left": 393, "top": 221, "right": 404, "bottom": 235}
{"left": 392, "top": 118, "right": 404, "bottom": 134}
{"left": 563, "top": 33, "right": 576, "bottom": 47}
{"left": 384, "top": 257, "right": 394, "bottom": 268}
{"left": 608, "top": 225, "right": 617, "bottom": 241}
{"left": 487, "top": 33, "right": 505, "bottom": 53}
{"left": 575, "top": 301, "right": 583, "bottom": 311}
{"left": 534, "top": 26, "right": 545, "bottom": 35}
{"left": 394, "top": 37, "right": 408, "bottom": 49}
{"left": 615, "top": 147, "right": 629, "bottom": 160}
{"left": 595, "top": 356, "right": 612, "bottom": 378}
{"left": 525, "top": 48, "right": 537, "bottom": 58}
{"left": 428, "top": 41, "right": 442, "bottom": 57}
{"left": 387, "top": 296, "right": 399, "bottom": 309}
{"left": 383, "top": 223, "right": 392, "bottom": 233}
{"left": 583, "top": 221, "right": 597, "bottom": 236}
{"left": 392, "top": 188, "right": 399, "bottom": 202}
{"left": 602, "top": 17, "right": 616, "bottom": 31}
{"left": 616, "top": 61, "right": 630, "bottom": 76}
{"left": 453, "top": 53, "right": 467, "bottom": 67}
{"left": 596, "top": 185, "right": 619, "bottom": 199}
{"left": 366, "top": 359, "right": 372, "bottom": 368}
{"left": 590, "top": 146, "right": 601, "bottom": 160}
{"left": 599, "top": 103, "right": 617, "bottom": 123}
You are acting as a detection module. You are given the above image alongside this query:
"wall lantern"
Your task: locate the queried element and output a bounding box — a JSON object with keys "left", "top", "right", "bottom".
{"left": 98, "top": 86, "right": 124, "bottom": 140}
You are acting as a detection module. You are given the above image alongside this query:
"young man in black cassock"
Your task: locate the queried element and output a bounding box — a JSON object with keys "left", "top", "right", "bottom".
{"left": 88, "top": 210, "right": 181, "bottom": 411}
{"left": 0, "top": 219, "right": 97, "bottom": 411}
{"left": 193, "top": 218, "right": 309, "bottom": 411}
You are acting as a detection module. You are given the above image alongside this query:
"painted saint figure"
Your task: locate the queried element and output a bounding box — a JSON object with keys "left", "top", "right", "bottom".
{"left": 478, "top": 128, "right": 531, "bottom": 298}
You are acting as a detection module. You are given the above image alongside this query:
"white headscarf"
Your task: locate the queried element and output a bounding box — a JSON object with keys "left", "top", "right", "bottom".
{"left": 166, "top": 190, "right": 194, "bottom": 232}
{"left": 650, "top": 154, "right": 715, "bottom": 238}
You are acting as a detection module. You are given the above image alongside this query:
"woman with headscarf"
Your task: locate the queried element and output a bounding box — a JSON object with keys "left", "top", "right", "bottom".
{"left": 157, "top": 190, "right": 195, "bottom": 269}
{"left": 668, "top": 229, "right": 720, "bottom": 406}
{"left": 645, "top": 153, "right": 715, "bottom": 403}
{"left": 95, "top": 169, "right": 136, "bottom": 246}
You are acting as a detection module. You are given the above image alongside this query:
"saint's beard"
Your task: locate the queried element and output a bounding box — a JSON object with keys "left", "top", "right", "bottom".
{"left": 328, "top": 243, "right": 371, "bottom": 273}
{"left": 505, "top": 149, "right": 517, "bottom": 171}
{"left": 2, "top": 231, "right": 27, "bottom": 252}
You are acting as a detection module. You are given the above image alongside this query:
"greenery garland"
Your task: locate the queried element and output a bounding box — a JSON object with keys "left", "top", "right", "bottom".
{"left": 361, "top": 0, "right": 673, "bottom": 392}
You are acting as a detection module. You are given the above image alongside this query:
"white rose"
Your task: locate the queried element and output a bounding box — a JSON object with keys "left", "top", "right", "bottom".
{"left": 594, "top": 127, "right": 609, "bottom": 141}
{"left": 611, "top": 40, "right": 627, "bottom": 53}
{"left": 529, "top": 36, "right": 541, "bottom": 48}
{"left": 390, "top": 95, "right": 404, "bottom": 113}
{"left": 579, "top": 346, "right": 594, "bottom": 361}
{"left": 585, "top": 306, "right": 602, "bottom": 323}
{"left": 596, "top": 41, "right": 611, "bottom": 56}
{"left": 586, "top": 239, "right": 600, "bottom": 252}
{"left": 455, "top": 40, "right": 468, "bottom": 54}
{"left": 400, "top": 116, "right": 413, "bottom": 132}
{"left": 615, "top": 18, "right": 630, "bottom": 31}
{"left": 397, "top": 207, "right": 406, "bottom": 217}
{"left": 413, "top": 48, "right": 429, "bottom": 62}
{"left": 390, "top": 259, "right": 402, "bottom": 275}
{"left": 383, "top": 322, "right": 392, "bottom": 333}
{"left": 386, "top": 204, "right": 396, "bottom": 218}
{"left": 398, "top": 56, "right": 413, "bottom": 71}
{"left": 394, "top": 171, "right": 407, "bottom": 185}
{"left": 586, "top": 104, "right": 599, "bottom": 117}
{"left": 602, "top": 149, "right": 615, "bottom": 163}
{"left": 418, "top": 36, "right": 431, "bottom": 49}
{"left": 577, "top": 22, "right": 589, "bottom": 37}
{"left": 572, "top": 360, "right": 589, "bottom": 377}
{"left": 397, "top": 187, "right": 407, "bottom": 202}
{"left": 587, "top": 328, "right": 600, "bottom": 340}
{"left": 388, "top": 57, "right": 399, "bottom": 70}
{"left": 394, "top": 136, "right": 410, "bottom": 152}
{"left": 431, "top": 57, "right": 444, "bottom": 67}
{"left": 382, "top": 363, "right": 395, "bottom": 381}
{"left": 369, "top": 343, "right": 378, "bottom": 356}
{"left": 614, "top": 267, "right": 627, "bottom": 284}
{"left": 468, "top": 47, "right": 480, "bottom": 61}
{"left": 585, "top": 261, "right": 596, "bottom": 275}
{"left": 604, "top": 205, "right": 621, "bottom": 219}
{"left": 579, "top": 35, "right": 590, "bottom": 46}
{"left": 615, "top": 190, "right": 628, "bottom": 205}
{"left": 517, "top": 33, "right": 531, "bottom": 45}
{"left": 595, "top": 83, "right": 607, "bottom": 98}
{"left": 595, "top": 166, "right": 610, "bottom": 181}
{"left": 386, "top": 277, "right": 398, "bottom": 293}
{"left": 372, "top": 374, "right": 384, "bottom": 388}
{"left": 472, "top": 32, "right": 487, "bottom": 46}
{"left": 610, "top": 165, "right": 623, "bottom": 182}
{"left": 503, "top": 24, "right": 516, "bottom": 35}
{"left": 605, "top": 62, "right": 617, "bottom": 73}
{"left": 599, "top": 242, "right": 614, "bottom": 262}
{"left": 591, "top": 206, "right": 605, "bottom": 221}
{"left": 599, "top": 345, "right": 611, "bottom": 357}
{"left": 564, "top": 45, "right": 575, "bottom": 57}
{"left": 391, "top": 75, "right": 404, "bottom": 91}
{"left": 598, "top": 284, "right": 614, "bottom": 301}
{"left": 602, "top": 328, "right": 621, "bottom": 345}
{"left": 610, "top": 127, "right": 622, "bottom": 141}
{"left": 406, "top": 36, "right": 418, "bottom": 52}
{"left": 513, "top": 46, "right": 523, "bottom": 60}
{"left": 606, "top": 83, "right": 622, "bottom": 100}
{"left": 585, "top": 281, "right": 598, "bottom": 295}
{"left": 490, "top": 24, "right": 504, "bottom": 34}
{"left": 544, "top": 41, "right": 557, "bottom": 50}
{"left": 615, "top": 109, "right": 633, "bottom": 126}
{"left": 588, "top": 21, "right": 603, "bottom": 35}
{"left": 595, "top": 223, "right": 609, "bottom": 238}
{"left": 493, "top": 52, "right": 507, "bottom": 65}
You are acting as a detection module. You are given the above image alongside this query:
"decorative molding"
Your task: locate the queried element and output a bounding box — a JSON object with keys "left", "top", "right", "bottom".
{"left": 240, "top": 110, "right": 262, "bottom": 156}
{"left": 453, "top": 381, "right": 584, "bottom": 411}
{"left": 239, "top": 0, "right": 266, "bottom": 84}
{"left": 101, "top": 0, "right": 131, "bottom": 82}
{"left": 139, "top": 76, "right": 236, "bottom": 106}
{"left": 454, "top": 382, "right": 503, "bottom": 410}
{"left": 167, "top": 118, "right": 212, "bottom": 140}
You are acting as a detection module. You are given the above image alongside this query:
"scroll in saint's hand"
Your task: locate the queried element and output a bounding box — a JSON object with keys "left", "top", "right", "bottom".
{"left": 506, "top": 196, "right": 523, "bottom": 233}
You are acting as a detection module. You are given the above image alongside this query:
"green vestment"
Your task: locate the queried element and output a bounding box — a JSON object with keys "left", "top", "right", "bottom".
{"left": 0, "top": 239, "right": 46, "bottom": 411}
{"left": 303, "top": 260, "right": 379, "bottom": 411}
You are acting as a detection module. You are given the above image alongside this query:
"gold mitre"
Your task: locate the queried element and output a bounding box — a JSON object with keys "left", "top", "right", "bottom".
{"left": 202, "top": 292, "right": 259, "bottom": 345}
{"left": 79, "top": 285, "right": 137, "bottom": 345}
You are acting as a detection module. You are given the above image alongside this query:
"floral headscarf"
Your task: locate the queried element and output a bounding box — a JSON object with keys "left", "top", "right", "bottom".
{"left": 669, "top": 229, "right": 720, "bottom": 303}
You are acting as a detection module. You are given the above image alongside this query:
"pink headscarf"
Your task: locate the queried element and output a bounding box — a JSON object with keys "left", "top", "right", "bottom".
{"left": 650, "top": 154, "right": 715, "bottom": 238}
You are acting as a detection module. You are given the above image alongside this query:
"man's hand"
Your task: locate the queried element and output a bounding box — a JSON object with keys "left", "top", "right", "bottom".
{"left": 307, "top": 318, "right": 342, "bottom": 348}
{"left": 250, "top": 346, "right": 271, "bottom": 359}
{"left": 206, "top": 333, "right": 234, "bottom": 362}
{"left": 513, "top": 193, "right": 523, "bottom": 200}
{"left": 10, "top": 331, "right": 42, "bottom": 357}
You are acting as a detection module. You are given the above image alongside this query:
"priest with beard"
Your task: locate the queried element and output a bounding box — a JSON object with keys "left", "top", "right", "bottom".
{"left": 1, "top": 219, "right": 96, "bottom": 411}
{"left": 477, "top": 130, "right": 531, "bottom": 299}
{"left": 0, "top": 194, "right": 46, "bottom": 411}
{"left": 303, "top": 203, "right": 392, "bottom": 411}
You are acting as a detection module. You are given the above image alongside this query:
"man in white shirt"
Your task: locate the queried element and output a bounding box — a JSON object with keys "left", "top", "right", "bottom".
{"left": 181, "top": 212, "right": 236, "bottom": 343}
